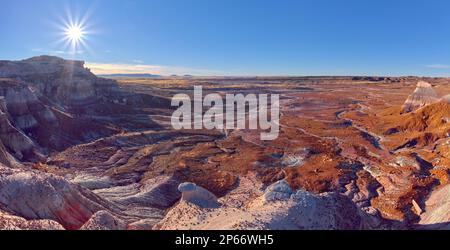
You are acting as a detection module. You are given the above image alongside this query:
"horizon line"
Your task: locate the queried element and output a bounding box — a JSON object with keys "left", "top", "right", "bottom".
{"left": 5, "top": 55, "right": 450, "bottom": 79}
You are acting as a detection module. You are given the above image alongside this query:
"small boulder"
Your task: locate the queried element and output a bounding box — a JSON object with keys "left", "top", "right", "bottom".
{"left": 178, "top": 182, "right": 219, "bottom": 208}
{"left": 263, "top": 180, "right": 293, "bottom": 202}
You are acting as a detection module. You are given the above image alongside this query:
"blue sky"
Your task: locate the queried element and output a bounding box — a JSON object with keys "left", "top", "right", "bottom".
{"left": 1, "top": 0, "right": 450, "bottom": 76}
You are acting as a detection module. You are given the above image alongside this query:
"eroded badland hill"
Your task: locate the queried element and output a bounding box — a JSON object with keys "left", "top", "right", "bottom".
{"left": 1, "top": 56, "right": 450, "bottom": 229}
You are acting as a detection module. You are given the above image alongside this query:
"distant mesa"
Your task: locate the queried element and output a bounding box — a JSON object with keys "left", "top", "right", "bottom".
{"left": 402, "top": 81, "right": 439, "bottom": 113}
{"left": 99, "top": 73, "right": 162, "bottom": 79}
{"left": 167, "top": 74, "right": 194, "bottom": 78}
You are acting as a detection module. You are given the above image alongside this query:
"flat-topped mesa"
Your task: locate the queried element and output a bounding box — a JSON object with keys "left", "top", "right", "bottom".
{"left": 23, "top": 55, "right": 85, "bottom": 68}
{"left": 0, "top": 56, "right": 118, "bottom": 107}
{"left": 0, "top": 56, "right": 87, "bottom": 79}
{"left": 402, "top": 81, "right": 439, "bottom": 113}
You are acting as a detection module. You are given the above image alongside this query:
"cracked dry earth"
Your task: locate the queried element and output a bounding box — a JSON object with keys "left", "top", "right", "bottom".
{"left": 1, "top": 56, "right": 450, "bottom": 230}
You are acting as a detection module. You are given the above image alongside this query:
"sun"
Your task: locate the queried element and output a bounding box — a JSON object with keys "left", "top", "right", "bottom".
{"left": 65, "top": 24, "right": 84, "bottom": 44}
{"left": 55, "top": 11, "right": 93, "bottom": 55}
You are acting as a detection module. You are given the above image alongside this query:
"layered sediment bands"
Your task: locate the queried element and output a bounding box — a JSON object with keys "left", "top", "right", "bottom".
{"left": 0, "top": 165, "right": 119, "bottom": 229}
{"left": 0, "top": 79, "right": 58, "bottom": 129}
{"left": 0, "top": 141, "right": 18, "bottom": 167}
{"left": 93, "top": 175, "right": 182, "bottom": 209}
{"left": 0, "top": 58, "right": 125, "bottom": 153}
{"left": 0, "top": 163, "right": 185, "bottom": 230}
{"left": 402, "top": 81, "right": 438, "bottom": 113}
{"left": 0, "top": 56, "right": 117, "bottom": 107}
{"left": 0, "top": 104, "right": 40, "bottom": 161}
{"left": 0, "top": 79, "right": 69, "bottom": 160}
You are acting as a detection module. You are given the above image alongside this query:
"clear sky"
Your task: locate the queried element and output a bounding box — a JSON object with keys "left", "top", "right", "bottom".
{"left": 1, "top": 0, "right": 450, "bottom": 76}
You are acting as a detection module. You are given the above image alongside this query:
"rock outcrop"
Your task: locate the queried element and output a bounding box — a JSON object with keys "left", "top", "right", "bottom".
{"left": 0, "top": 79, "right": 48, "bottom": 161}
{"left": 0, "top": 140, "right": 19, "bottom": 168}
{"left": 263, "top": 180, "right": 293, "bottom": 202}
{"left": 178, "top": 182, "right": 219, "bottom": 208}
{"left": 418, "top": 184, "right": 450, "bottom": 229}
{"left": 0, "top": 56, "right": 117, "bottom": 107}
{"left": 93, "top": 175, "right": 181, "bottom": 209}
{"left": 0, "top": 209, "right": 64, "bottom": 230}
{"left": 0, "top": 164, "right": 120, "bottom": 229}
{"left": 402, "top": 81, "right": 438, "bottom": 113}
{"left": 156, "top": 177, "right": 372, "bottom": 230}
{"left": 0, "top": 58, "right": 122, "bottom": 158}
{"left": 80, "top": 210, "right": 127, "bottom": 230}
